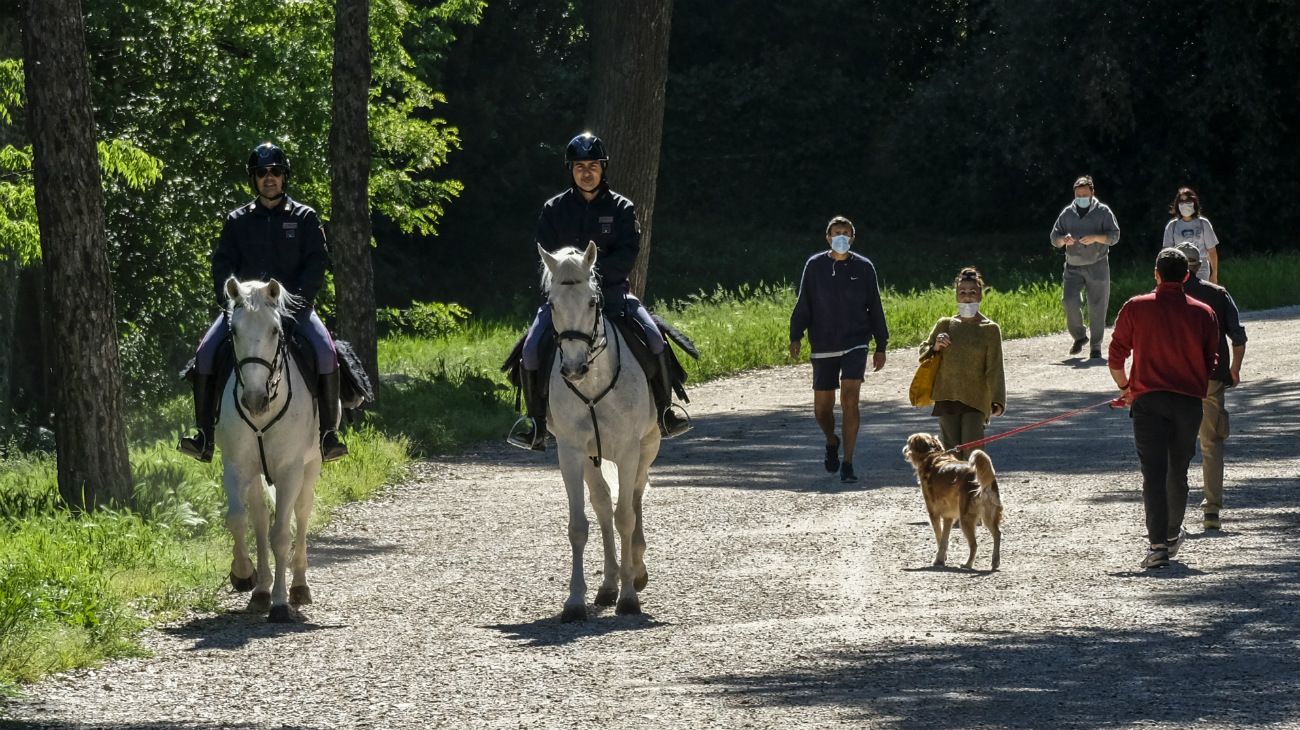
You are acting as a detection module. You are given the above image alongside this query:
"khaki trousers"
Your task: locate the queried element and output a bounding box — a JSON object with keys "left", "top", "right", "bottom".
{"left": 1199, "top": 380, "right": 1230, "bottom": 514}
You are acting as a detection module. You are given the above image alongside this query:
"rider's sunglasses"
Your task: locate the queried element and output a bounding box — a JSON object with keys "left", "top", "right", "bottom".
{"left": 254, "top": 166, "right": 286, "bottom": 179}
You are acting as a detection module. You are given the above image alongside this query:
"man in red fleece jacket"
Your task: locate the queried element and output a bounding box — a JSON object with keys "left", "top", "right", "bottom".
{"left": 1109, "top": 248, "right": 1219, "bottom": 569}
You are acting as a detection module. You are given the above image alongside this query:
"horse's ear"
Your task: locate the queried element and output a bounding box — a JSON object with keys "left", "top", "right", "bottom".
{"left": 224, "top": 276, "right": 241, "bottom": 304}
{"left": 537, "top": 243, "right": 557, "bottom": 273}
{"left": 267, "top": 279, "right": 282, "bottom": 300}
{"left": 582, "top": 241, "right": 598, "bottom": 269}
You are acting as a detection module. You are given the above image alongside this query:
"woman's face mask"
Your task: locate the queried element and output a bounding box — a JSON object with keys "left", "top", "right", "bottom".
{"left": 1178, "top": 202, "right": 1196, "bottom": 217}
{"left": 957, "top": 301, "right": 980, "bottom": 318}
{"left": 830, "top": 234, "right": 852, "bottom": 254}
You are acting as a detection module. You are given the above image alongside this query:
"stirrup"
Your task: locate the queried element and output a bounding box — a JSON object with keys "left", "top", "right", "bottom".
{"left": 506, "top": 416, "right": 547, "bottom": 451}
{"left": 177, "top": 431, "right": 214, "bottom": 463}
{"left": 320, "top": 431, "right": 349, "bottom": 462}
{"left": 659, "top": 404, "right": 692, "bottom": 439}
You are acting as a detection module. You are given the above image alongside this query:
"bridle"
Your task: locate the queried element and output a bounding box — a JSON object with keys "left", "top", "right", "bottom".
{"left": 229, "top": 309, "right": 295, "bottom": 484}
{"left": 552, "top": 279, "right": 608, "bottom": 366}
{"left": 551, "top": 278, "right": 621, "bottom": 467}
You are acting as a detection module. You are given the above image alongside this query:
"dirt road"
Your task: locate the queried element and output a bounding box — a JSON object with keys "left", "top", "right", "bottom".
{"left": 5, "top": 307, "right": 1300, "bottom": 729}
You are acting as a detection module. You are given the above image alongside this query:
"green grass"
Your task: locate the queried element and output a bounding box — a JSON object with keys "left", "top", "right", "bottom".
{"left": 0, "top": 420, "right": 407, "bottom": 691}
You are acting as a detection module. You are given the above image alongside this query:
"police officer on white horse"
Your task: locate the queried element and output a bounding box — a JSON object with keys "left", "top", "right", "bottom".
{"left": 178, "top": 142, "right": 348, "bottom": 463}
{"left": 509, "top": 132, "right": 690, "bottom": 450}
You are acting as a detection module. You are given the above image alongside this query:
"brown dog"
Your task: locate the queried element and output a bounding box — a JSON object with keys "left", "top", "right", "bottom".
{"left": 901, "top": 433, "right": 1003, "bottom": 570}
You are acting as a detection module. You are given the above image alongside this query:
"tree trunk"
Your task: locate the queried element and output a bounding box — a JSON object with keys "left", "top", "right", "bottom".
{"left": 329, "top": 0, "right": 378, "bottom": 387}
{"left": 586, "top": 0, "right": 673, "bottom": 301}
{"left": 21, "top": 0, "right": 132, "bottom": 510}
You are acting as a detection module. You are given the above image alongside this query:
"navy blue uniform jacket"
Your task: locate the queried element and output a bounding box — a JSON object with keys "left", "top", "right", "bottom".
{"left": 535, "top": 183, "right": 639, "bottom": 291}
{"left": 789, "top": 251, "right": 890, "bottom": 354}
{"left": 211, "top": 196, "right": 329, "bottom": 311}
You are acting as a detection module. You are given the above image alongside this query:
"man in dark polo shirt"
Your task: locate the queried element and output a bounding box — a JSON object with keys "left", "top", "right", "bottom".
{"left": 1109, "top": 248, "right": 1219, "bottom": 569}
{"left": 1175, "top": 241, "right": 1247, "bottom": 531}
{"left": 789, "top": 215, "right": 890, "bottom": 483}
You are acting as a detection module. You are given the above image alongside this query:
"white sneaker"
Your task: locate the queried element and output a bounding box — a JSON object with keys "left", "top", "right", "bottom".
{"left": 1141, "top": 547, "right": 1169, "bottom": 569}
{"left": 1166, "top": 527, "right": 1187, "bottom": 559}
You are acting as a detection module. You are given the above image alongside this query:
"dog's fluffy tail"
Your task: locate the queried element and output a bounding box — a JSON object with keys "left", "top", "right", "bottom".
{"left": 970, "top": 449, "right": 997, "bottom": 492}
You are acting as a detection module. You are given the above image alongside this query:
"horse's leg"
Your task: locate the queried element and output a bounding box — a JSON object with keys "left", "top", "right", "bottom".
{"left": 247, "top": 477, "right": 273, "bottom": 614}
{"left": 559, "top": 447, "right": 590, "bottom": 623}
{"left": 613, "top": 457, "right": 642, "bottom": 616}
{"left": 630, "top": 435, "right": 660, "bottom": 592}
{"left": 266, "top": 468, "right": 304, "bottom": 623}
{"left": 289, "top": 459, "right": 320, "bottom": 607}
{"left": 585, "top": 461, "right": 618, "bottom": 607}
{"left": 223, "top": 468, "right": 256, "bottom": 593}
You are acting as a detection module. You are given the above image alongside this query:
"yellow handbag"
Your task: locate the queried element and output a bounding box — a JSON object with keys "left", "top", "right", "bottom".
{"left": 909, "top": 352, "right": 941, "bottom": 407}
{"left": 909, "top": 320, "right": 950, "bottom": 407}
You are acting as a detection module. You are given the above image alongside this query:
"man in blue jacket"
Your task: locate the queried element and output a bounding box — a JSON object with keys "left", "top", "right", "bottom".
{"left": 789, "top": 216, "right": 889, "bottom": 482}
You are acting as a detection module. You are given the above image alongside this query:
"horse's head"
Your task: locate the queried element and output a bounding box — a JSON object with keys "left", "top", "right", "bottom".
{"left": 224, "top": 277, "right": 297, "bottom": 416}
{"left": 539, "top": 242, "right": 603, "bottom": 383}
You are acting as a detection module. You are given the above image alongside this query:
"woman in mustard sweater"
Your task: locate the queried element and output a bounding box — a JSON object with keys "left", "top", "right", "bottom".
{"left": 921, "top": 267, "right": 1007, "bottom": 456}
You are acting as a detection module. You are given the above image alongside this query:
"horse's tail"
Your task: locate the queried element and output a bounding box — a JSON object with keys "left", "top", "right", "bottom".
{"left": 652, "top": 314, "right": 699, "bottom": 360}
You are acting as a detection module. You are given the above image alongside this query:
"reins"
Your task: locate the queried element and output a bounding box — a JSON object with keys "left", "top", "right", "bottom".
{"left": 231, "top": 329, "right": 294, "bottom": 485}
{"left": 946, "top": 396, "right": 1125, "bottom": 455}
{"left": 552, "top": 277, "right": 621, "bottom": 467}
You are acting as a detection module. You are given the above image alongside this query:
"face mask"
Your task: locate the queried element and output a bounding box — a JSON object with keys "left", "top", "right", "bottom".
{"left": 1178, "top": 203, "right": 1196, "bottom": 217}
{"left": 1075, "top": 196, "right": 1092, "bottom": 209}
{"left": 957, "top": 301, "right": 980, "bottom": 318}
{"left": 830, "top": 234, "right": 852, "bottom": 254}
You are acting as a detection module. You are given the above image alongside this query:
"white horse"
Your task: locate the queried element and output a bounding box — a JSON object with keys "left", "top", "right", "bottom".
{"left": 539, "top": 243, "right": 662, "bottom": 621}
{"left": 216, "top": 277, "right": 324, "bottom": 623}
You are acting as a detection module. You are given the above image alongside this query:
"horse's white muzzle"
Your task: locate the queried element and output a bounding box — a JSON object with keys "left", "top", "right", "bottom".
{"left": 561, "top": 362, "right": 590, "bottom": 382}
{"left": 241, "top": 390, "right": 271, "bottom": 416}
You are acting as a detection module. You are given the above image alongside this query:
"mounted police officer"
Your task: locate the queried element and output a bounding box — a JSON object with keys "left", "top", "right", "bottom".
{"left": 178, "top": 142, "right": 348, "bottom": 463}
{"left": 508, "top": 132, "right": 690, "bottom": 450}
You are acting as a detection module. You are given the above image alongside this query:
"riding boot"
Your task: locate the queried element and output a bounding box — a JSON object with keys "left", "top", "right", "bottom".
{"left": 654, "top": 351, "right": 692, "bottom": 438}
{"left": 318, "top": 370, "right": 349, "bottom": 462}
{"left": 177, "top": 373, "right": 217, "bottom": 462}
{"left": 508, "top": 368, "right": 549, "bottom": 451}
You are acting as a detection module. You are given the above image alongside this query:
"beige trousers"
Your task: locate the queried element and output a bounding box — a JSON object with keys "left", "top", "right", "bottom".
{"left": 1199, "top": 380, "right": 1230, "bottom": 514}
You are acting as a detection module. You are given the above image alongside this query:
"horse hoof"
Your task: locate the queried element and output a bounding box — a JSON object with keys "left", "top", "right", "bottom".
{"left": 593, "top": 587, "right": 618, "bottom": 607}
{"left": 634, "top": 568, "right": 649, "bottom": 592}
{"left": 615, "top": 597, "right": 641, "bottom": 616}
{"left": 561, "top": 604, "right": 587, "bottom": 623}
{"left": 230, "top": 570, "right": 257, "bottom": 593}
{"left": 289, "top": 585, "right": 313, "bottom": 606}
{"left": 268, "top": 605, "right": 294, "bottom": 623}
{"left": 248, "top": 591, "right": 271, "bottom": 614}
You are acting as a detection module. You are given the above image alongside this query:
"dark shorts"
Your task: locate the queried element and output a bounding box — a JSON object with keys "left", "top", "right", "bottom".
{"left": 811, "top": 348, "right": 868, "bottom": 391}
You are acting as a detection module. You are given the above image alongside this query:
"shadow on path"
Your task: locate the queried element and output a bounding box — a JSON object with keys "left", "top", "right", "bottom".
{"left": 484, "top": 611, "right": 670, "bottom": 648}
{"left": 696, "top": 563, "right": 1300, "bottom": 728}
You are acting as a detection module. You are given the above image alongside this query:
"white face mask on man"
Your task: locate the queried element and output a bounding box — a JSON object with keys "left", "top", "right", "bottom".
{"left": 1178, "top": 202, "right": 1196, "bottom": 217}
{"left": 830, "top": 234, "right": 852, "bottom": 254}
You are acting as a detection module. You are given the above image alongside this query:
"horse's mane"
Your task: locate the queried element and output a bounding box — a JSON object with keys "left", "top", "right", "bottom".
{"left": 226, "top": 279, "right": 302, "bottom": 318}
{"left": 540, "top": 247, "right": 598, "bottom": 295}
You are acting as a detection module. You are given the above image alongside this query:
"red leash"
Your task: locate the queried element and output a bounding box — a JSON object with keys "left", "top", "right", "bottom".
{"left": 946, "top": 396, "right": 1127, "bottom": 454}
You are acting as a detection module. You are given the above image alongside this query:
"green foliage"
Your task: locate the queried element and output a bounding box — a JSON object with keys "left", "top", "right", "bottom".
{"left": 377, "top": 300, "right": 471, "bottom": 338}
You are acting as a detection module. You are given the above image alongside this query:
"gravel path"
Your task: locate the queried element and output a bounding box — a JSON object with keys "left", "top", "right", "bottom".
{"left": 4, "top": 307, "right": 1300, "bottom": 730}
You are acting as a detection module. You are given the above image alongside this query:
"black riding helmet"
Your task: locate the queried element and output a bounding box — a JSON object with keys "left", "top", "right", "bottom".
{"left": 246, "top": 142, "right": 291, "bottom": 200}
{"left": 565, "top": 133, "right": 608, "bottom": 170}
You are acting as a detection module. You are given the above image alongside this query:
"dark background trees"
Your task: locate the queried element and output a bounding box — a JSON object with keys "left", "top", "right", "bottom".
{"left": 417, "top": 0, "right": 1300, "bottom": 314}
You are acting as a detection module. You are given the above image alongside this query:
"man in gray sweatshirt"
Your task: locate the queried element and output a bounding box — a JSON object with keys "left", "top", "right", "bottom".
{"left": 1050, "top": 174, "right": 1121, "bottom": 359}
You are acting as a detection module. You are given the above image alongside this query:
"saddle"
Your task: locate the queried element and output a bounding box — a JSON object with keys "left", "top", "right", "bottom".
{"left": 180, "top": 316, "right": 374, "bottom": 416}
{"left": 500, "top": 303, "right": 696, "bottom": 408}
